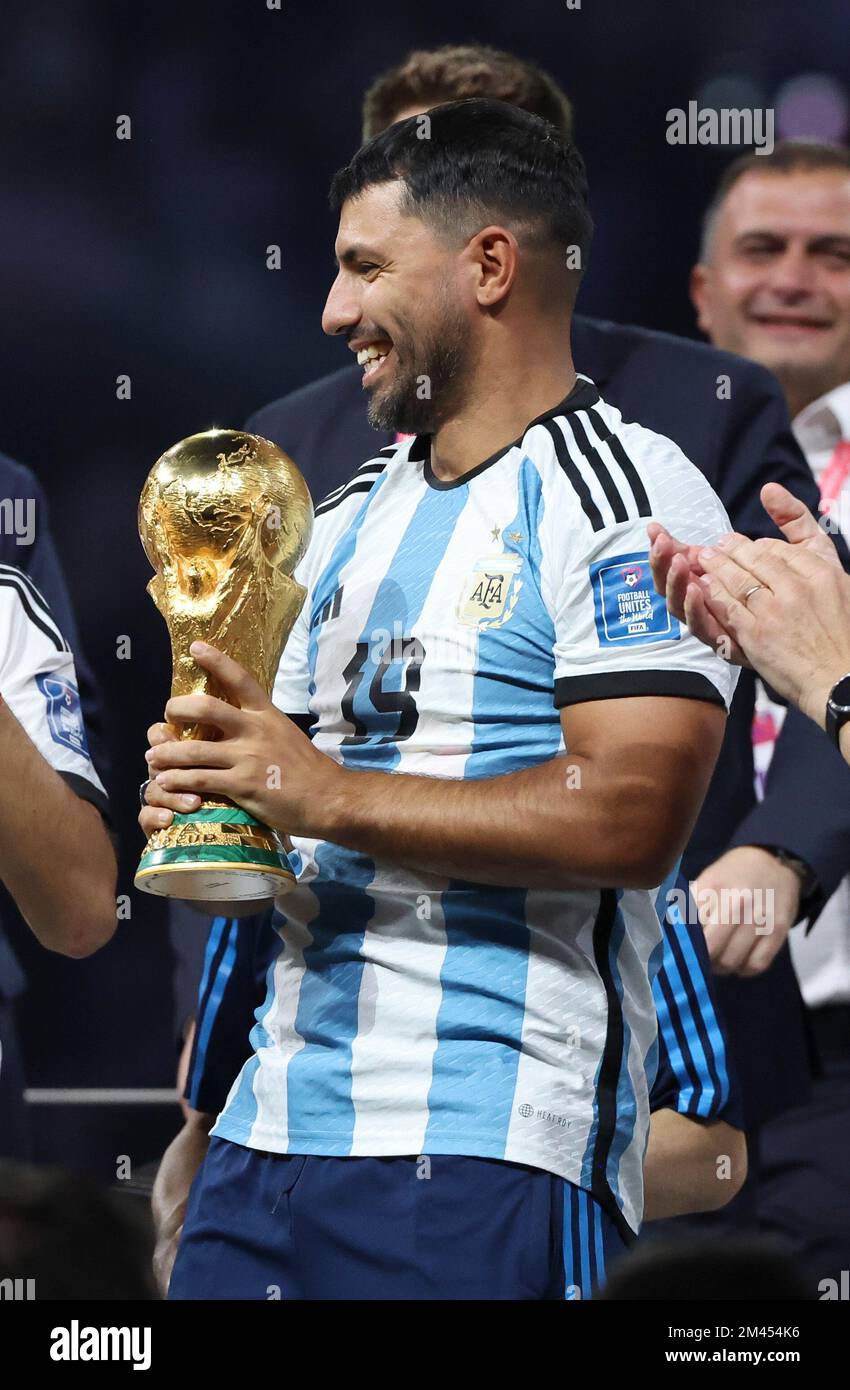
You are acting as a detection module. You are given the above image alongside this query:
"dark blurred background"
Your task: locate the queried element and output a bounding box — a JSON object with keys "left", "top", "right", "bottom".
{"left": 1, "top": 0, "right": 848, "bottom": 1177}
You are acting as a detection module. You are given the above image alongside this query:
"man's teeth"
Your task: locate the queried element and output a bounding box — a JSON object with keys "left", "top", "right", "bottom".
{"left": 357, "top": 346, "right": 390, "bottom": 368}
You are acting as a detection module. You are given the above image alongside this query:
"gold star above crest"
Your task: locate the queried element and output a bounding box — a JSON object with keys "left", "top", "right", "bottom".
{"left": 490, "top": 525, "right": 501, "bottom": 542}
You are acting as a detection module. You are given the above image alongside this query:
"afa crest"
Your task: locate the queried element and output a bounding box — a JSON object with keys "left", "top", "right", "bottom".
{"left": 457, "top": 551, "right": 523, "bottom": 629}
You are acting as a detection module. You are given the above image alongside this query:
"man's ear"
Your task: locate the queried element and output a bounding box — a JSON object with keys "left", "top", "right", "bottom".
{"left": 467, "top": 225, "right": 519, "bottom": 308}
{"left": 690, "top": 263, "right": 712, "bottom": 337}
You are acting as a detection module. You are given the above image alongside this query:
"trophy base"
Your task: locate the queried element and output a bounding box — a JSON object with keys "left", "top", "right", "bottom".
{"left": 134, "top": 861, "right": 295, "bottom": 918}
{"left": 134, "top": 803, "right": 297, "bottom": 917}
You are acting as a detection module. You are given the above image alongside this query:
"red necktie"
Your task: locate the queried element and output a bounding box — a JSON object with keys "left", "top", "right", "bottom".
{"left": 818, "top": 440, "right": 850, "bottom": 514}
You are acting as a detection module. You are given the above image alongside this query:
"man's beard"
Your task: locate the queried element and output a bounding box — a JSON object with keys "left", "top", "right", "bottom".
{"left": 366, "top": 296, "right": 471, "bottom": 435}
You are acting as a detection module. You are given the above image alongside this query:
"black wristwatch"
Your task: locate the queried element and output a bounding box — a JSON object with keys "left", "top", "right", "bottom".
{"left": 755, "top": 845, "right": 819, "bottom": 921}
{"left": 826, "top": 673, "right": 850, "bottom": 750}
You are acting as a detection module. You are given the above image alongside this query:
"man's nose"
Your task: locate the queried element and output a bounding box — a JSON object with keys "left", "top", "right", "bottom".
{"left": 765, "top": 246, "right": 818, "bottom": 299}
{"left": 322, "top": 274, "right": 360, "bottom": 338}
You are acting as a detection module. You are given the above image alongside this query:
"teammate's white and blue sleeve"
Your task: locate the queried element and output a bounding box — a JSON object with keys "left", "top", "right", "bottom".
{"left": 0, "top": 565, "right": 108, "bottom": 815}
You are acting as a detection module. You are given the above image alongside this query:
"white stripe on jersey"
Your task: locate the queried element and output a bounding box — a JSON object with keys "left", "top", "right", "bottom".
{"left": 349, "top": 875, "right": 449, "bottom": 1154}
{"left": 246, "top": 905, "right": 313, "bottom": 1149}
{"left": 503, "top": 897, "right": 608, "bottom": 1171}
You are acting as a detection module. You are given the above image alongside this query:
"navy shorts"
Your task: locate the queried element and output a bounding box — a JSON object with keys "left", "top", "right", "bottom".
{"left": 169, "top": 1136, "right": 629, "bottom": 1300}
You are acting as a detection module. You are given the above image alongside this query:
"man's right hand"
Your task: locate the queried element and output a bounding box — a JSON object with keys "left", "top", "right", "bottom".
{"left": 648, "top": 482, "right": 843, "bottom": 669}
{"left": 647, "top": 522, "right": 745, "bottom": 663}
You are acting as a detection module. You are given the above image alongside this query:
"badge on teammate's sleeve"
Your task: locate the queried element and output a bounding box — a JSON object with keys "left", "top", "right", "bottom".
{"left": 0, "top": 563, "right": 108, "bottom": 812}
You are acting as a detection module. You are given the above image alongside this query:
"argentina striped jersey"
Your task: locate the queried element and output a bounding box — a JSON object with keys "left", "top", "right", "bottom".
{"left": 211, "top": 376, "right": 739, "bottom": 1235}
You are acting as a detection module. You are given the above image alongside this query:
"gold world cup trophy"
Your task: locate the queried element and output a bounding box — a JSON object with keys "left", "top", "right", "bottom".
{"left": 134, "top": 429, "right": 313, "bottom": 916}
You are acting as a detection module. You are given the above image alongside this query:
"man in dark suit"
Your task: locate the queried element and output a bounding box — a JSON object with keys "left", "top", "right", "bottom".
{"left": 239, "top": 47, "right": 850, "bottom": 1214}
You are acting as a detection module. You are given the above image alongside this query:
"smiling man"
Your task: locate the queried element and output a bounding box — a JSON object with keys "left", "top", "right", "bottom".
{"left": 142, "top": 100, "right": 737, "bottom": 1300}
{"left": 692, "top": 143, "right": 850, "bottom": 422}
{"left": 682, "top": 145, "right": 850, "bottom": 992}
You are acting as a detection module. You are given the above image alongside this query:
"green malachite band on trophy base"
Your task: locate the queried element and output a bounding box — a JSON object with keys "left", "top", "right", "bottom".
{"left": 138, "top": 845, "right": 289, "bottom": 872}
{"left": 170, "top": 807, "right": 263, "bottom": 827}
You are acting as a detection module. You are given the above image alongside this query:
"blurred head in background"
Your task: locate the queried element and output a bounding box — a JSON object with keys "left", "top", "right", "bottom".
{"left": 691, "top": 142, "right": 850, "bottom": 418}
{"left": 361, "top": 43, "right": 574, "bottom": 140}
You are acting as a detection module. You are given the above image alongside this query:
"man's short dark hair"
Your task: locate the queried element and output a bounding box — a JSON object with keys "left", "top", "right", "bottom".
{"left": 330, "top": 98, "right": 593, "bottom": 275}
{"left": 700, "top": 140, "right": 850, "bottom": 259}
{"left": 361, "top": 44, "right": 574, "bottom": 143}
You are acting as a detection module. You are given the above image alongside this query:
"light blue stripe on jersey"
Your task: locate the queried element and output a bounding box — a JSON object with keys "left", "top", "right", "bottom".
{"left": 427, "top": 460, "right": 557, "bottom": 1150}
{"left": 667, "top": 903, "right": 731, "bottom": 1113}
{"left": 286, "top": 484, "right": 469, "bottom": 1150}
{"left": 192, "top": 917, "right": 236, "bottom": 1101}
{"left": 464, "top": 455, "right": 560, "bottom": 777}
{"left": 676, "top": 916, "right": 730, "bottom": 1109}
{"left": 652, "top": 968, "right": 694, "bottom": 1110}
{"left": 424, "top": 884, "right": 529, "bottom": 1150}
{"left": 644, "top": 862, "right": 682, "bottom": 1090}
{"left": 657, "top": 908, "right": 715, "bottom": 1116}
{"left": 284, "top": 846, "right": 377, "bottom": 1149}
{"left": 195, "top": 915, "right": 228, "bottom": 1016}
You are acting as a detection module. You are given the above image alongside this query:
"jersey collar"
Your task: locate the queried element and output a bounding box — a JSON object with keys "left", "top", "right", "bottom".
{"left": 410, "top": 375, "right": 600, "bottom": 491}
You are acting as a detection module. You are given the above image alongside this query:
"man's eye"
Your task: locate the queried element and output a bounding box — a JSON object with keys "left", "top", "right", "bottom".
{"left": 360, "top": 263, "right": 380, "bottom": 276}
{"left": 740, "top": 244, "right": 778, "bottom": 259}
